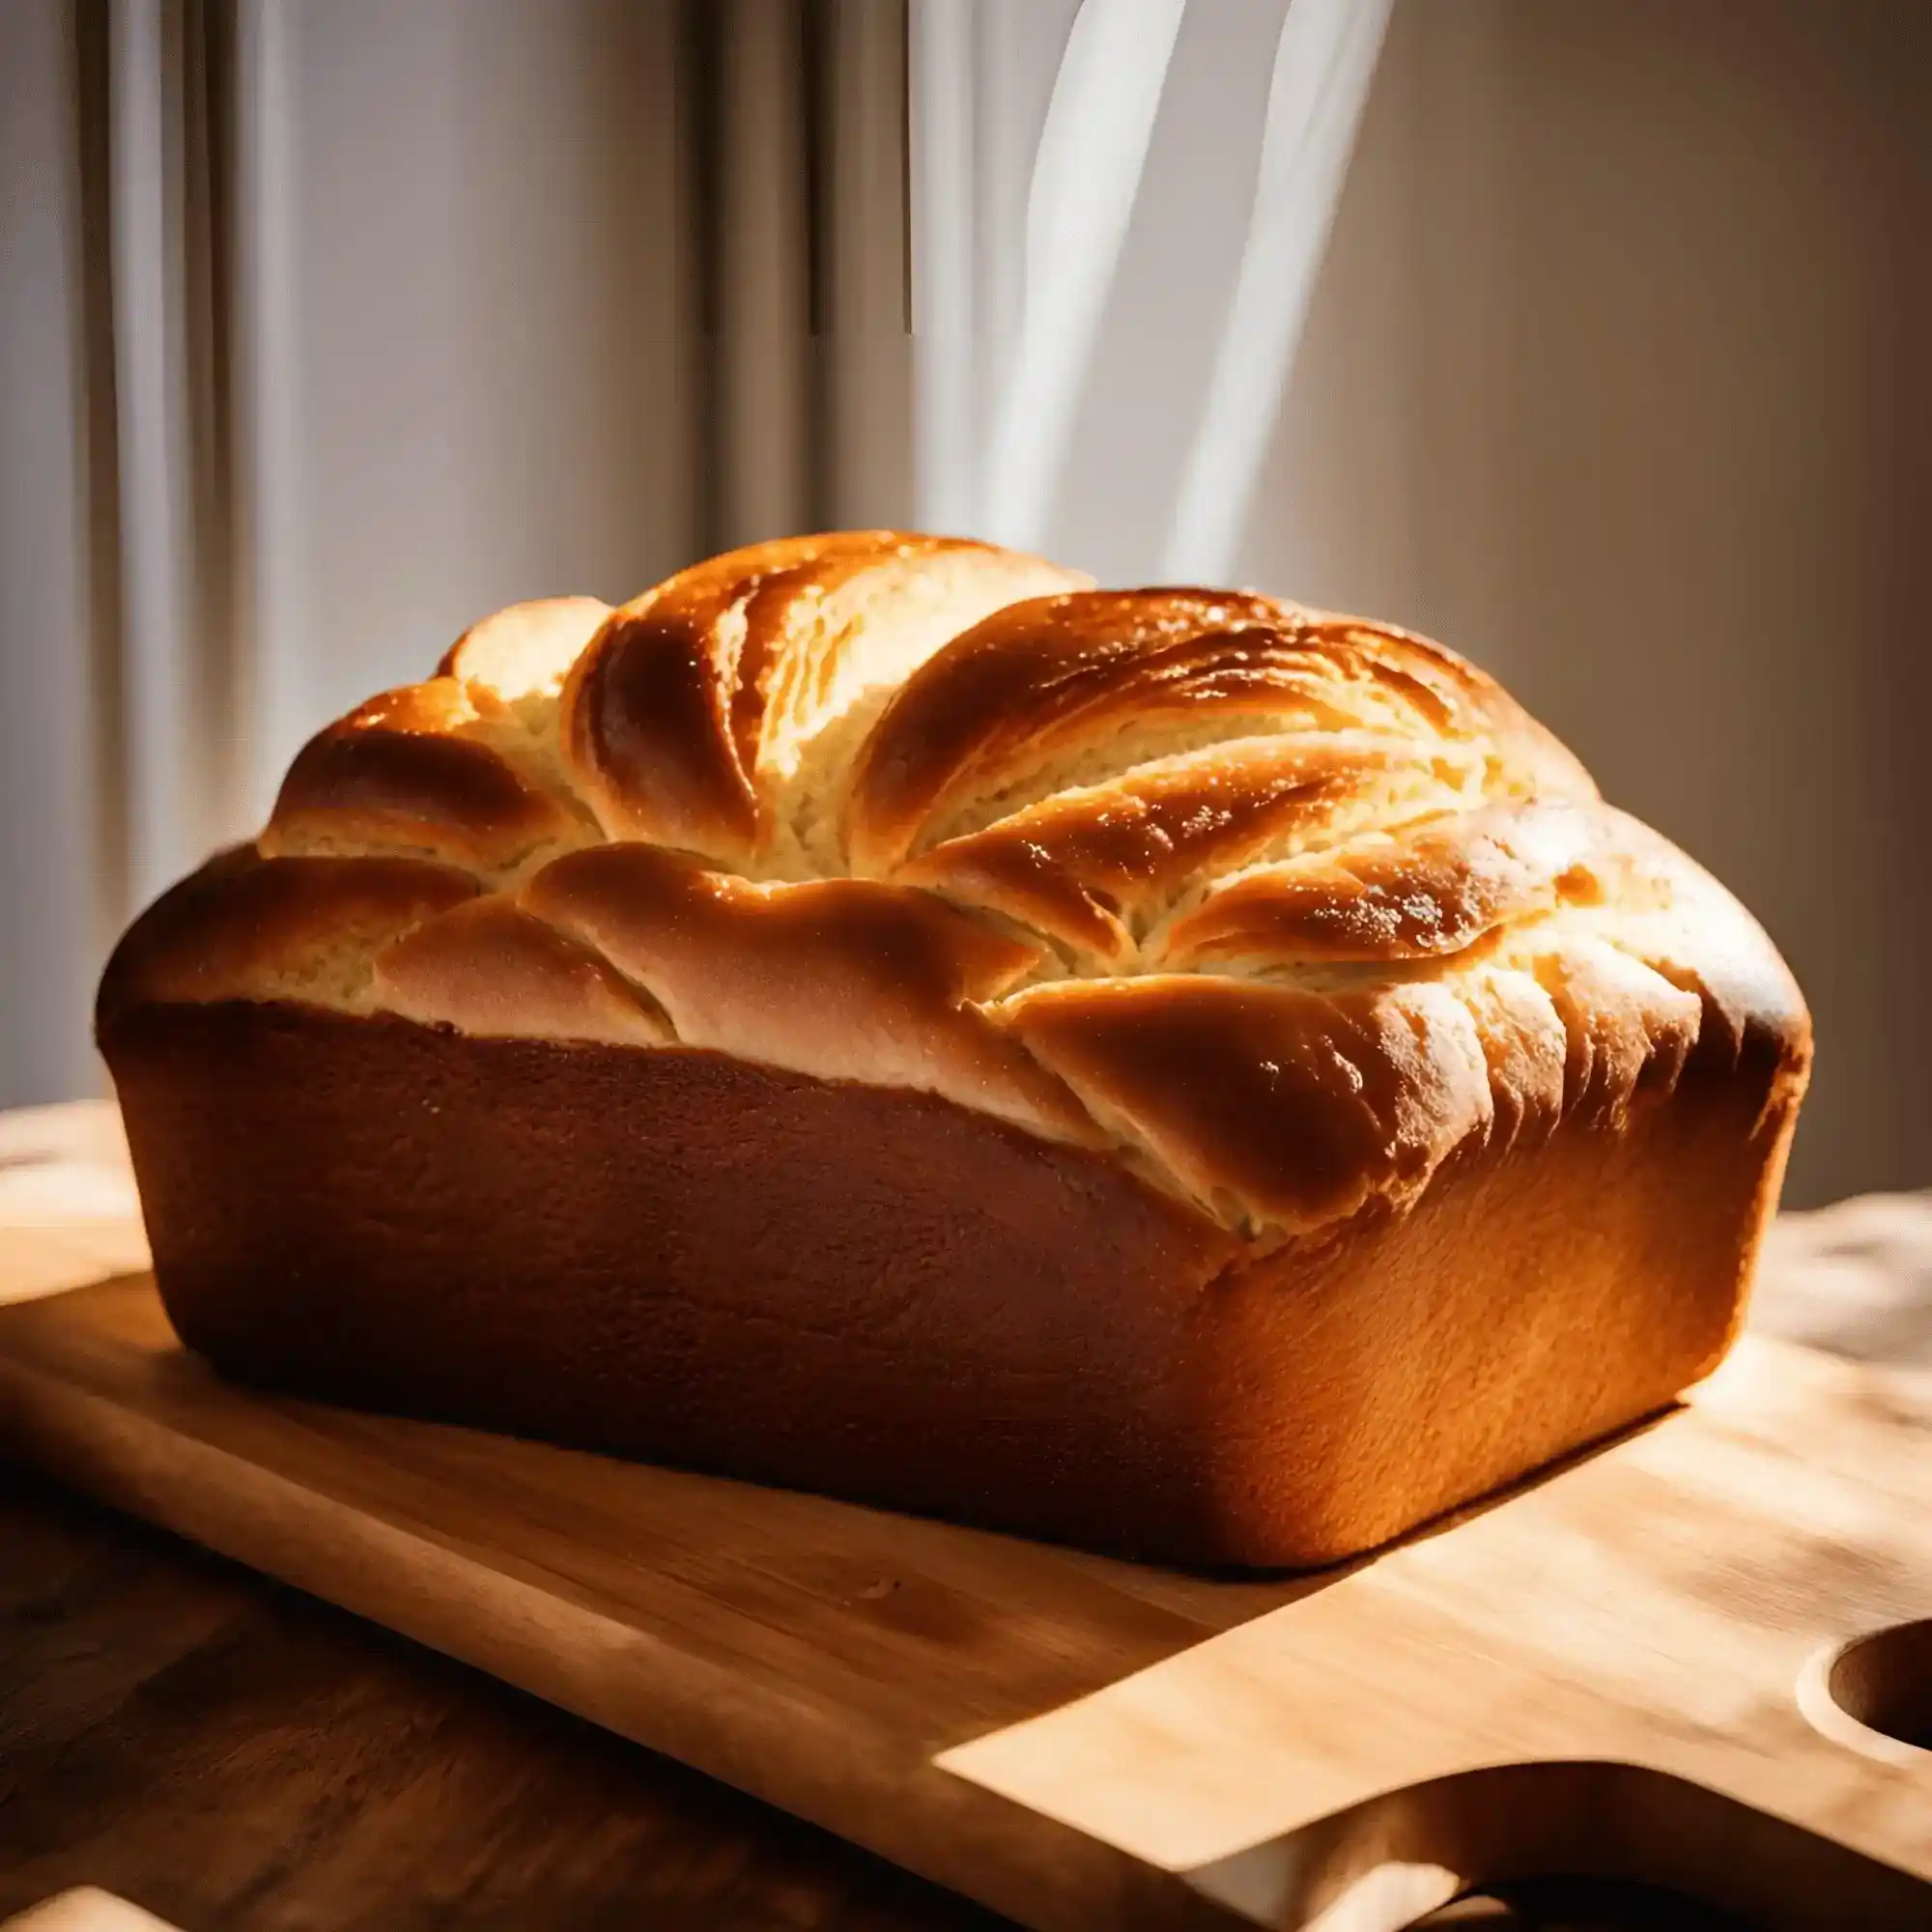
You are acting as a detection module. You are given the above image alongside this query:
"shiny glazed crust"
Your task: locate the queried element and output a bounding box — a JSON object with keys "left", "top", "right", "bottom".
{"left": 96, "top": 531, "right": 1811, "bottom": 1567}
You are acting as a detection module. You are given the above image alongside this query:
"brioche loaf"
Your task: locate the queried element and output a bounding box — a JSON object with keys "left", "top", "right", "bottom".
{"left": 96, "top": 532, "right": 1810, "bottom": 1567}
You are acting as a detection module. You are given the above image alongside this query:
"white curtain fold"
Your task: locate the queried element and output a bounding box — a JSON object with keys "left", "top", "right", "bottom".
{"left": 1162, "top": 0, "right": 1390, "bottom": 581}
{"left": 107, "top": 0, "right": 247, "bottom": 906}
{"left": 974, "top": 0, "right": 1187, "bottom": 554}
{"left": 905, "top": 0, "right": 1389, "bottom": 580}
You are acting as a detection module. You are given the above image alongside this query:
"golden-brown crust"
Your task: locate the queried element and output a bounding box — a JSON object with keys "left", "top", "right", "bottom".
{"left": 898, "top": 738, "right": 1487, "bottom": 968}
{"left": 101, "top": 999, "right": 1798, "bottom": 1567}
{"left": 97, "top": 848, "right": 479, "bottom": 1030}
{"left": 998, "top": 974, "right": 1498, "bottom": 1233}
{"left": 104, "top": 1004, "right": 1249, "bottom": 1559}
{"left": 1179, "top": 1030, "right": 1802, "bottom": 1563}
{"left": 1161, "top": 797, "right": 1599, "bottom": 969}
{"left": 370, "top": 895, "right": 671, "bottom": 1046}
{"left": 557, "top": 533, "right": 1086, "bottom": 871}
{"left": 436, "top": 595, "right": 612, "bottom": 696}
{"left": 99, "top": 540, "right": 1808, "bottom": 1244}
{"left": 1555, "top": 806, "right": 1811, "bottom": 1072}
{"left": 93, "top": 533, "right": 1814, "bottom": 1566}
{"left": 521, "top": 842, "right": 1098, "bottom": 1143}
{"left": 845, "top": 591, "right": 1595, "bottom": 875}
{"left": 263, "top": 678, "right": 590, "bottom": 879}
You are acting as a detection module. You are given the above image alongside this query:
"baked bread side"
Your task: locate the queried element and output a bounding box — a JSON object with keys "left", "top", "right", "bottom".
{"left": 96, "top": 532, "right": 1811, "bottom": 1567}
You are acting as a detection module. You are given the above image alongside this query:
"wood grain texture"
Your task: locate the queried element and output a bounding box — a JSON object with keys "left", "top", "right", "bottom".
{"left": 0, "top": 1473, "right": 1762, "bottom": 1932}
{"left": 2, "top": 1890, "right": 182, "bottom": 1931}
{"left": 942, "top": 1334, "right": 1932, "bottom": 1925}
{"left": 0, "top": 1469, "right": 1006, "bottom": 1931}
{"left": 1, "top": 1105, "right": 1928, "bottom": 1931}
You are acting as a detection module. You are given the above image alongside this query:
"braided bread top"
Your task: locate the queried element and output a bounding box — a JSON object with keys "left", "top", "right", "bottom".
{"left": 99, "top": 531, "right": 1810, "bottom": 1240}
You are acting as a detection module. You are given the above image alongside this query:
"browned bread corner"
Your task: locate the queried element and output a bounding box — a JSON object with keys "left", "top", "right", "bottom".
{"left": 96, "top": 531, "right": 1811, "bottom": 1568}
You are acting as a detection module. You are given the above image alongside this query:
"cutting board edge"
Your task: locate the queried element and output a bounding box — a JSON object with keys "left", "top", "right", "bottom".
{"left": 0, "top": 1335, "right": 1249, "bottom": 1932}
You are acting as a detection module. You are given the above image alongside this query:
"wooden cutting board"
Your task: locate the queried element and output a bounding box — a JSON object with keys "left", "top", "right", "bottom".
{"left": 1, "top": 1123, "right": 1928, "bottom": 1931}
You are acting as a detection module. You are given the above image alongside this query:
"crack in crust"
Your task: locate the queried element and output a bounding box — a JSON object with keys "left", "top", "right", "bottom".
{"left": 98, "top": 534, "right": 1811, "bottom": 1238}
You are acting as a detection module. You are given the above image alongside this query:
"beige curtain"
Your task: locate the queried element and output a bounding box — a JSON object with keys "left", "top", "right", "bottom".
{"left": 0, "top": 0, "right": 909, "bottom": 1111}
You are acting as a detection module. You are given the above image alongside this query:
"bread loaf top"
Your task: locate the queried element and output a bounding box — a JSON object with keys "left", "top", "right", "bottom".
{"left": 98, "top": 531, "right": 1809, "bottom": 1239}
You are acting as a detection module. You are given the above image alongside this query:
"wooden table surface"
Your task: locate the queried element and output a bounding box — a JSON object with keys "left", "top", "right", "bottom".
{"left": 3, "top": 1104, "right": 1927, "bottom": 1932}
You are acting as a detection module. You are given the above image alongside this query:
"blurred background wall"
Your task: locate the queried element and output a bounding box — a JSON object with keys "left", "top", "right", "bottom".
{"left": 1, "top": 0, "right": 1925, "bottom": 1206}
{"left": 1252, "top": 0, "right": 1931, "bottom": 1210}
